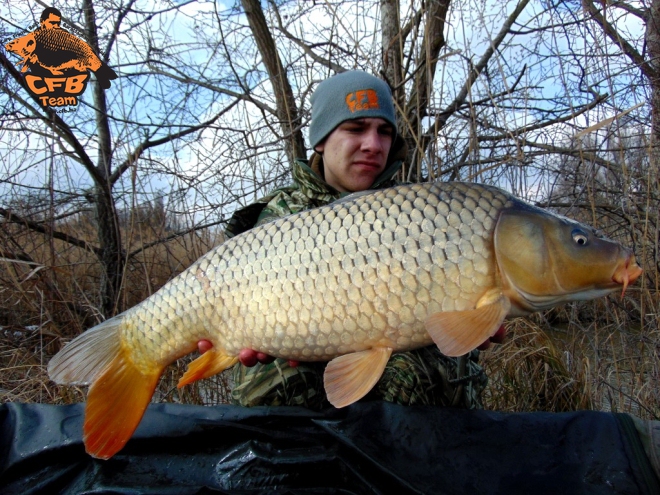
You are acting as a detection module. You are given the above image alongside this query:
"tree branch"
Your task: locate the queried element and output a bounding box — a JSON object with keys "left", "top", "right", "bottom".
{"left": 608, "top": 1, "right": 648, "bottom": 22}
{"left": 109, "top": 100, "right": 240, "bottom": 185}
{"left": 242, "top": 0, "right": 307, "bottom": 164}
{"left": 145, "top": 62, "right": 276, "bottom": 115}
{"left": 126, "top": 218, "right": 228, "bottom": 260}
{"left": 523, "top": 140, "right": 625, "bottom": 175}
{"left": 475, "top": 92, "right": 608, "bottom": 141}
{"left": 581, "top": 0, "right": 656, "bottom": 81}
{"left": 407, "top": 0, "right": 450, "bottom": 126}
{"left": 269, "top": 4, "right": 347, "bottom": 73}
{"left": 103, "top": 0, "right": 139, "bottom": 62}
{"left": 0, "top": 208, "right": 102, "bottom": 256}
{"left": 432, "top": 0, "right": 531, "bottom": 131}
{"left": 0, "top": 52, "right": 102, "bottom": 183}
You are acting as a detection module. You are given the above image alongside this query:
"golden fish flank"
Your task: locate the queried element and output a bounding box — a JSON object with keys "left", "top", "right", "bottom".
{"left": 48, "top": 181, "right": 642, "bottom": 459}
{"left": 125, "top": 182, "right": 505, "bottom": 362}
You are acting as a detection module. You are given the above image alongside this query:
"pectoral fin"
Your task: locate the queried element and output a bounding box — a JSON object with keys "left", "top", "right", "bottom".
{"left": 177, "top": 349, "right": 238, "bottom": 388}
{"left": 324, "top": 347, "right": 392, "bottom": 408}
{"left": 426, "top": 292, "right": 510, "bottom": 357}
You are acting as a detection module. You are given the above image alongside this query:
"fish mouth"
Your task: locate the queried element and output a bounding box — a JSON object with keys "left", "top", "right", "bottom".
{"left": 511, "top": 253, "right": 643, "bottom": 312}
{"left": 612, "top": 254, "right": 642, "bottom": 297}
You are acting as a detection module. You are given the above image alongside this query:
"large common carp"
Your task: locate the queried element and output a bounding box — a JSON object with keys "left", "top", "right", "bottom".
{"left": 48, "top": 182, "right": 642, "bottom": 459}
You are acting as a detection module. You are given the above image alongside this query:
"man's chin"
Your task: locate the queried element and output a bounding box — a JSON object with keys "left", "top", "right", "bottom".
{"left": 346, "top": 178, "right": 378, "bottom": 192}
{"left": 349, "top": 170, "right": 383, "bottom": 190}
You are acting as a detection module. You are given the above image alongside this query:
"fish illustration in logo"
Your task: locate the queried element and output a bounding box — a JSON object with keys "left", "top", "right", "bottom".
{"left": 4, "top": 7, "right": 117, "bottom": 106}
{"left": 6, "top": 29, "right": 117, "bottom": 89}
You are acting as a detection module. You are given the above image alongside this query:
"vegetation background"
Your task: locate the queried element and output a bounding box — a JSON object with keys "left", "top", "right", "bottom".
{"left": 0, "top": 0, "right": 657, "bottom": 418}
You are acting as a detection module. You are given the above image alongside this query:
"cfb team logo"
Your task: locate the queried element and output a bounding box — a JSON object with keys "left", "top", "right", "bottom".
{"left": 4, "top": 7, "right": 117, "bottom": 110}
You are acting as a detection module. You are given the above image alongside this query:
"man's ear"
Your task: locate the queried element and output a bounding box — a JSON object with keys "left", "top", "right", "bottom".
{"left": 314, "top": 141, "right": 325, "bottom": 153}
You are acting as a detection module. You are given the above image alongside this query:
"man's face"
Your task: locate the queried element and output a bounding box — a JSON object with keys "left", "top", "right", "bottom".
{"left": 41, "top": 14, "right": 61, "bottom": 29}
{"left": 315, "top": 118, "right": 394, "bottom": 193}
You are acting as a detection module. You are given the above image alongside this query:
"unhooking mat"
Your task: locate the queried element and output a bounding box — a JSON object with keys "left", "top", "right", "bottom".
{"left": 0, "top": 401, "right": 658, "bottom": 494}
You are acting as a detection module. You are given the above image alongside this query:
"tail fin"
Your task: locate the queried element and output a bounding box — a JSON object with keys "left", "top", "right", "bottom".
{"left": 94, "top": 62, "right": 118, "bottom": 89}
{"left": 48, "top": 316, "right": 162, "bottom": 459}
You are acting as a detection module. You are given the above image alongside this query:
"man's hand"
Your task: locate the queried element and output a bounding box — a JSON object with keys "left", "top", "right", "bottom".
{"left": 238, "top": 348, "right": 275, "bottom": 366}
{"left": 197, "top": 340, "right": 299, "bottom": 367}
{"left": 476, "top": 325, "right": 507, "bottom": 351}
{"left": 197, "top": 339, "right": 213, "bottom": 354}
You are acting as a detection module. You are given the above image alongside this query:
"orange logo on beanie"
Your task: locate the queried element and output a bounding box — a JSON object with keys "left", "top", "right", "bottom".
{"left": 345, "top": 89, "right": 380, "bottom": 113}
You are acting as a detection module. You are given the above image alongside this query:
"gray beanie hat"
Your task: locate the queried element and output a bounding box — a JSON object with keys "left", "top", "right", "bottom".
{"left": 309, "top": 71, "right": 397, "bottom": 149}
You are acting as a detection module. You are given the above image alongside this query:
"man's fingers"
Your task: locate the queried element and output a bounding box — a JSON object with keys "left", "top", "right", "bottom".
{"left": 239, "top": 348, "right": 258, "bottom": 367}
{"left": 477, "top": 325, "right": 507, "bottom": 350}
{"left": 238, "top": 349, "right": 277, "bottom": 366}
{"left": 197, "top": 339, "right": 213, "bottom": 354}
{"left": 490, "top": 325, "right": 507, "bottom": 344}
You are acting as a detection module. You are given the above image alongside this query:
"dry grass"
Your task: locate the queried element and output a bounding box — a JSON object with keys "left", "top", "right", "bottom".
{"left": 0, "top": 209, "right": 229, "bottom": 405}
{"left": 1, "top": 200, "right": 658, "bottom": 419}
{"left": 481, "top": 298, "right": 660, "bottom": 419}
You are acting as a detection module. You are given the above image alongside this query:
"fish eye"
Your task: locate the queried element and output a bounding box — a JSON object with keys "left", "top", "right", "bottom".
{"left": 572, "top": 229, "right": 589, "bottom": 246}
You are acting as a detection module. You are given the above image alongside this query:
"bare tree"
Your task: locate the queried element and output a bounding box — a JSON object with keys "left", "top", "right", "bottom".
{"left": 241, "top": 0, "right": 306, "bottom": 164}
{"left": 0, "top": 0, "right": 658, "bottom": 416}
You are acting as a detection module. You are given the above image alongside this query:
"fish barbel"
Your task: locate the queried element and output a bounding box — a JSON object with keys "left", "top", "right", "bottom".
{"left": 48, "top": 182, "right": 642, "bottom": 459}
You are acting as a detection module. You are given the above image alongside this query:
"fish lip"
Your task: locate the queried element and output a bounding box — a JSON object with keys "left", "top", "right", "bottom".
{"left": 612, "top": 254, "right": 642, "bottom": 297}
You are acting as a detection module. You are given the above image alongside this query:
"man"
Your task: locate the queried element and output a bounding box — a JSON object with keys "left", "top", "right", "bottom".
{"left": 204, "top": 71, "right": 490, "bottom": 409}
{"left": 40, "top": 7, "right": 63, "bottom": 30}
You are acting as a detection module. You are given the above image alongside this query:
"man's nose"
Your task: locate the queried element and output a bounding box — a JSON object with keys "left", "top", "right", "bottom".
{"left": 361, "top": 128, "right": 384, "bottom": 152}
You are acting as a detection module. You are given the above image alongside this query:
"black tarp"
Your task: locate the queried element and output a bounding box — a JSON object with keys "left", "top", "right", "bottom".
{"left": 1, "top": 401, "right": 658, "bottom": 494}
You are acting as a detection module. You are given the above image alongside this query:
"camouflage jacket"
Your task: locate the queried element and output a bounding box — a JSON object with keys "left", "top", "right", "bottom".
{"left": 225, "top": 149, "right": 402, "bottom": 238}
{"left": 226, "top": 146, "right": 487, "bottom": 410}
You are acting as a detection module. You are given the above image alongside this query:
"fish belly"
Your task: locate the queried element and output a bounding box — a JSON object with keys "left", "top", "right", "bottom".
{"left": 121, "top": 182, "right": 511, "bottom": 365}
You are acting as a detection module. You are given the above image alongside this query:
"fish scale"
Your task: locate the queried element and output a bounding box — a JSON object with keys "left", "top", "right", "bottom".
{"left": 48, "top": 181, "right": 642, "bottom": 459}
